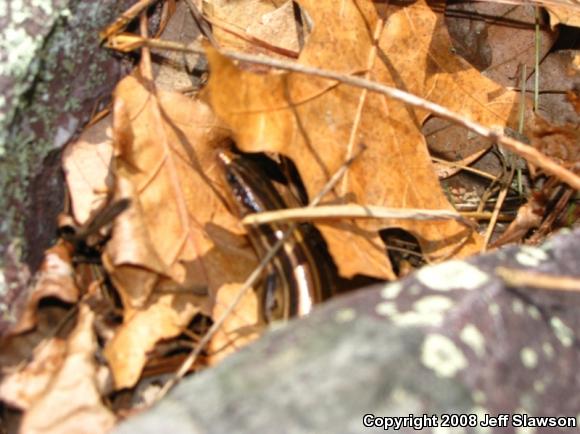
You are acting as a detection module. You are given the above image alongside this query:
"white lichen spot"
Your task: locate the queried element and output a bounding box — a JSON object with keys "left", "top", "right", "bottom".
{"left": 533, "top": 380, "right": 545, "bottom": 393}
{"left": 0, "top": 28, "right": 39, "bottom": 77}
{"left": 413, "top": 295, "right": 454, "bottom": 315}
{"left": 527, "top": 305, "right": 541, "bottom": 320}
{"left": 334, "top": 308, "right": 356, "bottom": 323}
{"left": 460, "top": 324, "right": 486, "bottom": 357}
{"left": 542, "top": 342, "right": 554, "bottom": 359}
{"left": 416, "top": 260, "right": 489, "bottom": 291}
{"left": 520, "top": 347, "right": 538, "bottom": 369}
{"left": 421, "top": 334, "right": 467, "bottom": 378}
{"left": 408, "top": 285, "right": 421, "bottom": 295}
{"left": 0, "top": 2, "right": 6, "bottom": 18}
{"left": 471, "top": 390, "right": 487, "bottom": 404}
{"left": 488, "top": 303, "right": 500, "bottom": 316}
{"left": 31, "top": 0, "right": 55, "bottom": 15}
{"left": 515, "top": 246, "right": 548, "bottom": 267}
{"left": 515, "top": 426, "right": 536, "bottom": 434}
{"left": 512, "top": 299, "right": 524, "bottom": 315}
{"left": 375, "top": 301, "right": 398, "bottom": 317}
{"left": 550, "top": 317, "right": 574, "bottom": 347}
{"left": 387, "top": 296, "right": 454, "bottom": 327}
{"left": 381, "top": 282, "right": 403, "bottom": 300}
{"left": 0, "top": 270, "right": 6, "bottom": 296}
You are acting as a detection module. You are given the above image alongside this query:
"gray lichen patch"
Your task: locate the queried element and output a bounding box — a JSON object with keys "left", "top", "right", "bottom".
{"left": 377, "top": 295, "right": 455, "bottom": 327}
{"left": 375, "top": 301, "right": 398, "bottom": 317}
{"left": 460, "top": 324, "right": 486, "bottom": 358}
{"left": 0, "top": 0, "right": 130, "bottom": 282}
{"left": 520, "top": 347, "right": 538, "bottom": 369}
{"left": 380, "top": 282, "right": 403, "bottom": 300}
{"left": 515, "top": 245, "right": 549, "bottom": 267}
{"left": 334, "top": 308, "right": 356, "bottom": 323}
{"left": 421, "top": 333, "right": 468, "bottom": 378}
{"left": 416, "top": 260, "right": 489, "bottom": 291}
{"left": 550, "top": 316, "right": 574, "bottom": 348}
{"left": 542, "top": 342, "right": 554, "bottom": 359}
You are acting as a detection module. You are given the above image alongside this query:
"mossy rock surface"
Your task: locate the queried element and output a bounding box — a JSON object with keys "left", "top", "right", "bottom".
{"left": 0, "top": 0, "right": 132, "bottom": 330}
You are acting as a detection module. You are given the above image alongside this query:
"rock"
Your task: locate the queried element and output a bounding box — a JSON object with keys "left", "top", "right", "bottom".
{"left": 114, "top": 228, "right": 580, "bottom": 434}
{"left": 0, "top": 0, "right": 133, "bottom": 333}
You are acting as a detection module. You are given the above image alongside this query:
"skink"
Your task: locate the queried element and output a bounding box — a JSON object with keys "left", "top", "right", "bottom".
{"left": 218, "top": 150, "right": 334, "bottom": 322}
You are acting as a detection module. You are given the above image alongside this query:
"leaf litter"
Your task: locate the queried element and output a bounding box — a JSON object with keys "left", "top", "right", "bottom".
{"left": 1, "top": 0, "right": 579, "bottom": 431}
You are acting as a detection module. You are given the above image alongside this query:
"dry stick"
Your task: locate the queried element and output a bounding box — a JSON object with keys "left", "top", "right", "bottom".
{"left": 212, "top": 49, "right": 580, "bottom": 190}
{"left": 100, "top": 33, "right": 580, "bottom": 190}
{"left": 100, "top": 0, "right": 159, "bottom": 41}
{"left": 432, "top": 155, "right": 498, "bottom": 181}
{"left": 241, "top": 204, "right": 475, "bottom": 228}
{"left": 341, "top": 18, "right": 384, "bottom": 195}
{"left": 482, "top": 167, "right": 515, "bottom": 252}
{"left": 496, "top": 267, "right": 580, "bottom": 292}
{"left": 156, "top": 150, "right": 363, "bottom": 400}
{"left": 102, "top": 36, "right": 580, "bottom": 189}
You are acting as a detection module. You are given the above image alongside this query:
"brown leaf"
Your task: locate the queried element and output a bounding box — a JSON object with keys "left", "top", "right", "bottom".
{"left": 0, "top": 337, "right": 66, "bottom": 410}
{"left": 105, "top": 75, "right": 256, "bottom": 308}
{"left": 207, "top": 0, "right": 525, "bottom": 279}
{"left": 103, "top": 292, "right": 204, "bottom": 389}
{"left": 9, "top": 242, "right": 79, "bottom": 335}
{"left": 103, "top": 75, "right": 261, "bottom": 387}
{"left": 19, "top": 304, "right": 116, "bottom": 434}
{"left": 205, "top": 0, "right": 298, "bottom": 56}
{"left": 207, "top": 282, "right": 260, "bottom": 364}
{"left": 62, "top": 115, "right": 113, "bottom": 225}
{"left": 546, "top": 4, "right": 580, "bottom": 28}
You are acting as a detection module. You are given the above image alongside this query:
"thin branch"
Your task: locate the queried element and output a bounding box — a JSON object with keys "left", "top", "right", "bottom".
{"left": 241, "top": 204, "right": 475, "bottom": 228}
{"left": 496, "top": 267, "right": 580, "bottom": 292}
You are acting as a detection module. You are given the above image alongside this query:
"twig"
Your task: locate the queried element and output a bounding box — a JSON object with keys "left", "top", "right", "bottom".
{"left": 496, "top": 267, "right": 580, "bottom": 292}
{"left": 482, "top": 167, "right": 515, "bottom": 252}
{"left": 432, "top": 154, "right": 498, "bottom": 181}
{"left": 341, "top": 18, "right": 384, "bottom": 195}
{"left": 100, "top": 0, "right": 159, "bottom": 41}
{"left": 104, "top": 36, "right": 580, "bottom": 189}
{"left": 241, "top": 204, "right": 475, "bottom": 228}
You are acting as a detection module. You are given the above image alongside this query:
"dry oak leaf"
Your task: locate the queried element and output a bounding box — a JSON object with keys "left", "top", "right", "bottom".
{"left": 19, "top": 304, "right": 116, "bottom": 434}
{"left": 105, "top": 74, "right": 257, "bottom": 309}
{"left": 103, "top": 76, "right": 260, "bottom": 387}
{"left": 207, "top": 0, "right": 524, "bottom": 279}
{"left": 207, "top": 282, "right": 260, "bottom": 364}
{"left": 545, "top": 3, "right": 580, "bottom": 28}
{"left": 0, "top": 337, "right": 66, "bottom": 410}
{"left": 62, "top": 114, "right": 113, "bottom": 225}
{"left": 9, "top": 242, "right": 79, "bottom": 335}
{"left": 204, "top": 0, "right": 300, "bottom": 56}
{"left": 103, "top": 292, "right": 205, "bottom": 389}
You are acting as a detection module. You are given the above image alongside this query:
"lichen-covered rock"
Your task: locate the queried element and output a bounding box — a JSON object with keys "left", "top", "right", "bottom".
{"left": 0, "top": 0, "right": 133, "bottom": 332}
{"left": 114, "top": 228, "right": 580, "bottom": 434}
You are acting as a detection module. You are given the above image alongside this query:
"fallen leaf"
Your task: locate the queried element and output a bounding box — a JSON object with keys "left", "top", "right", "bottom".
{"left": 62, "top": 115, "right": 113, "bottom": 225}
{"left": 546, "top": 3, "right": 580, "bottom": 28}
{"left": 207, "top": 0, "right": 525, "bottom": 279}
{"left": 19, "top": 304, "right": 116, "bottom": 434}
{"left": 102, "top": 75, "right": 261, "bottom": 387}
{"left": 103, "top": 292, "right": 204, "bottom": 389}
{"left": 207, "top": 282, "right": 260, "bottom": 364}
{"left": 0, "top": 337, "right": 67, "bottom": 410}
{"left": 105, "top": 74, "right": 256, "bottom": 308}
{"left": 205, "top": 0, "right": 299, "bottom": 56}
{"left": 9, "top": 242, "right": 79, "bottom": 335}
